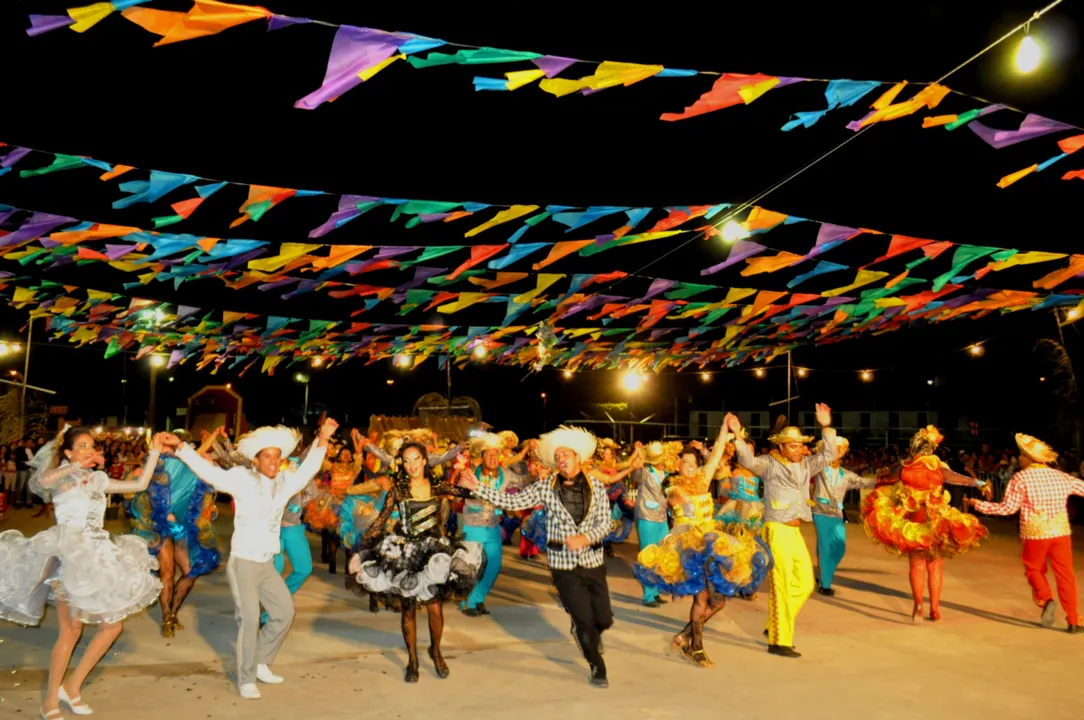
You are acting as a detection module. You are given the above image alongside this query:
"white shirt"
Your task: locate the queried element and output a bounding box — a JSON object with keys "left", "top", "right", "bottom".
{"left": 176, "top": 442, "right": 327, "bottom": 563}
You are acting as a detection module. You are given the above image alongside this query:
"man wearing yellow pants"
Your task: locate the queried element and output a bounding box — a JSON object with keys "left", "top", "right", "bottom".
{"left": 726, "top": 406, "right": 837, "bottom": 658}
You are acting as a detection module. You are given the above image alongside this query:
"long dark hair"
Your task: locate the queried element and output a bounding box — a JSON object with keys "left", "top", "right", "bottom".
{"left": 395, "top": 441, "right": 435, "bottom": 490}
{"left": 49, "top": 426, "right": 95, "bottom": 470}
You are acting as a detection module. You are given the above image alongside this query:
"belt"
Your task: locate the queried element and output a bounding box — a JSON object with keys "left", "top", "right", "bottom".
{"left": 783, "top": 519, "right": 802, "bottom": 527}
{"left": 547, "top": 541, "right": 603, "bottom": 551}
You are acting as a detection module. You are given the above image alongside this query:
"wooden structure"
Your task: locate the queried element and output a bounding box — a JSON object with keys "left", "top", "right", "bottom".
{"left": 187, "top": 385, "right": 246, "bottom": 440}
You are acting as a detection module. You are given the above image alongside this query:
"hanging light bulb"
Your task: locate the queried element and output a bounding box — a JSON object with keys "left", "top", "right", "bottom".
{"left": 700, "top": 372, "right": 711, "bottom": 382}
{"left": 1016, "top": 34, "right": 1041, "bottom": 73}
{"left": 721, "top": 220, "right": 748, "bottom": 243}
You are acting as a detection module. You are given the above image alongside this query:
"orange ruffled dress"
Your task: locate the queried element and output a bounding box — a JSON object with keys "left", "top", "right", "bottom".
{"left": 862, "top": 456, "right": 988, "bottom": 559}
{"left": 304, "top": 461, "right": 359, "bottom": 532}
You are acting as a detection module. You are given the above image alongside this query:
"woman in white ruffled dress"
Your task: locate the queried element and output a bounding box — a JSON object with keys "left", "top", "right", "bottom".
{"left": 0, "top": 426, "right": 164, "bottom": 720}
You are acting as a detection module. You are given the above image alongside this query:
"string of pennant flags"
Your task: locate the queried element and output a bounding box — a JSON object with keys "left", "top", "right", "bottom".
{"left": 20, "top": 3, "right": 1084, "bottom": 189}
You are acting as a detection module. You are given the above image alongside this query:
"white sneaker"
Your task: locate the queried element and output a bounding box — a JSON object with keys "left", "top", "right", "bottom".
{"left": 256, "top": 664, "right": 284, "bottom": 684}
{"left": 238, "top": 683, "right": 262, "bottom": 700}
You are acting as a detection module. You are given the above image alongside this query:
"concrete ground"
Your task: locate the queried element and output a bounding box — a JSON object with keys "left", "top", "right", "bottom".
{"left": 1, "top": 506, "right": 1083, "bottom": 720}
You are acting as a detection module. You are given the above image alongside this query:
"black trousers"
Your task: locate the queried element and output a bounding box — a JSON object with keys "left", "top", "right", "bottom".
{"left": 551, "top": 565, "right": 613, "bottom": 676}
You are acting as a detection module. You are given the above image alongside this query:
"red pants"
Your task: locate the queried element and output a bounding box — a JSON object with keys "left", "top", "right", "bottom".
{"left": 1022, "top": 536, "right": 1080, "bottom": 625}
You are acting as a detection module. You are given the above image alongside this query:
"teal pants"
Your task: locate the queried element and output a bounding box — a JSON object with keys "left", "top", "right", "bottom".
{"left": 812, "top": 514, "right": 846, "bottom": 589}
{"left": 273, "top": 525, "right": 313, "bottom": 596}
{"left": 462, "top": 524, "right": 503, "bottom": 610}
{"left": 637, "top": 519, "right": 669, "bottom": 603}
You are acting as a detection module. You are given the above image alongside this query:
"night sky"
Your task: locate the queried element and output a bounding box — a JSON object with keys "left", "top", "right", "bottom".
{"left": 1, "top": 1, "right": 1081, "bottom": 446}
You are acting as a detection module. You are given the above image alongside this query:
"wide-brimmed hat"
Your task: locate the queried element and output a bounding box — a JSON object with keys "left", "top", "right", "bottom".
{"left": 642, "top": 441, "right": 667, "bottom": 466}
{"left": 237, "top": 425, "right": 301, "bottom": 461}
{"left": 1016, "top": 433, "right": 1058, "bottom": 464}
{"left": 815, "top": 436, "right": 849, "bottom": 455}
{"left": 768, "top": 426, "right": 814, "bottom": 445}
{"left": 498, "top": 430, "right": 519, "bottom": 448}
{"left": 470, "top": 432, "right": 504, "bottom": 458}
{"left": 538, "top": 425, "right": 597, "bottom": 468}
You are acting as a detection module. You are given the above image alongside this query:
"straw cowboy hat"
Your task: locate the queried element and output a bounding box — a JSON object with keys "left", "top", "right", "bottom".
{"left": 814, "top": 436, "right": 850, "bottom": 455}
{"left": 768, "top": 426, "right": 814, "bottom": 445}
{"left": 470, "top": 432, "right": 504, "bottom": 458}
{"left": 498, "top": 430, "right": 520, "bottom": 448}
{"left": 537, "top": 425, "right": 597, "bottom": 468}
{"left": 1016, "top": 433, "right": 1058, "bottom": 464}
{"left": 237, "top": 425, "right": 301, "bottom": 461}
{"left": 641, "top": 441, "right": 668, "bottom": 466}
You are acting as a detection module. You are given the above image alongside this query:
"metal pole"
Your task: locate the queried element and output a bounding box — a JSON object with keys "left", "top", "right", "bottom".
{"left": 18, "top": 318, "right": 32, "bottom": 437}
{"left": 303, "top": 382, "right": 309, "bottom": 424}
{"left": 446, "top": 359, "right": 452, "bottom": 407}
{"left": 148, "top": 364, "right": 158, "bottom": 430}
{"left": 786, "top": 351, "right": 792, "bottom": 425}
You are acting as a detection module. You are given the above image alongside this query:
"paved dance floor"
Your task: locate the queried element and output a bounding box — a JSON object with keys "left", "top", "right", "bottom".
{"left": 2, "top": 508, "right": 1082, "bottom": 719}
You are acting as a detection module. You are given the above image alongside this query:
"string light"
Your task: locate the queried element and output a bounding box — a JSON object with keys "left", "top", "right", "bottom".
{"left": 473, "top": 345, "right": 487, "bottom": 359}
{"left": 860, "top": 370, "right": 873, "bottom": 382}
{"left": 540, "top": 392, "right": 547, "bottom": 398}
{"left": 927, "top": 379, "right": 934, "bottom": 386}
{"left": 621, "top": 372, "right": 645, "bottom": 392}
{"left": 1068, "top": 308, "right": 1080, "bottom": 321}
{"left": 1016, "top": 34, "right": 1042, "bottom": 73}
{"left": 394, "top": 354, "right": 412, "bottom": 368}
{"left": 562, "top": 369, "right": 573, "bottom": 379}
{"left": 754, "top": 368, "right": 765, "bottom": 379}
{"left": 796, "top": 367, "right": 808, "bottom": 378}
{"left": 386, "top": 379, "right": 395, "bottom": 385}
{"left": 700, "top": 372, "right": 711, "bottom": 382}
{"left": 149, "top": 355, "right": 165, "bottom": 367}
{"left": 311, "top": 357, "right": 324, "bottom": 368}
{"left": 969, "top": 344, "right": 984, "bottom": 357}
{"left": 294, "top": 373, "right": 309, "bottom": 384}
{"left": 721, "top": 220, "right": 748, "bottom": 243}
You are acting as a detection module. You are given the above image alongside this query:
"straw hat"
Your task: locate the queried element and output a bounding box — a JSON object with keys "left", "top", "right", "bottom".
{"left": 642, "top": 441, "right": 667, "bottom": 466}
{"left": 237, "top": 425, "right": 301, "bottom": 461}
{"left": 815, "top": 436, "right": 849, "bottom": 455}
{"left": 498, "top": 430, "right": 519, "bottom": 448}
{"left": 1015, "top": 433, "right": 1058, "bottom": 464}
{"left": 768, "top": 426, "right": 814, "bottom": 445}
{"left": 537, "top": 425, "right": 597, "bottom": 468}
{"left": 470, "top": 432, "right": 504, "bottom": 458}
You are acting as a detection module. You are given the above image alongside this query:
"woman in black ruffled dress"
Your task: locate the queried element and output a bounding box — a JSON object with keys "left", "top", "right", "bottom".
{"left": 348, "top": 441, "right": 484, "bottom": 682}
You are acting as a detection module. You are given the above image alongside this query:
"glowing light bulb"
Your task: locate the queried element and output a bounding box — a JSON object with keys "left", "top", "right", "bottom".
{"left": 927, "top": 379, "right": 934, "bottom": 386}
{"left": 797, "top": 367, "right": 808, "bottom": 378}
{"left": 311, "top": 357, "right": 323, "bottom": 368}
{"left": 700, "top": 372, "right": 711, "bottom": 382}
{"left": 621, "top": 372, "right": 644, "bottom": 392}
{"left": 394, "top": 354, "right": 411, "bottom": 368}
{"left": 386, "top": 379, "right": 395, "bottom": 385}
{"left": 150, "top": 355, "right": 165, "bottom": 367}
{"left": 721, "top": 220, "right": 748, "bottom": 243}
{"left": 473, "top": 345, "right": 487, "bottom": 359}
{"left": 562, "top": 369, "right": 573, "bottom": 379}
{"left": 754, "top": 368, "right": 765, "bottom": 379}
{"left": 0, "top": 343, "right": 7, "bottom": 356}
{"left": 1016, "top": 35, "right": 1041, "bottom": 73}
{"left": 860, "top": 370, "right": 873, "bottom": 382}
{"left": 1068, "top": 308, "right": 1080, "bottom": 321}
{"left": 969, "top": 344, "right": 984, "bottom": 357}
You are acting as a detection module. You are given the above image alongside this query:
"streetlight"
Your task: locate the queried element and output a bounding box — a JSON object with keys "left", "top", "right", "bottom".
{"left": 621, "top": 372, "right": 644, "bottom": 392}
{"left": 295, "top": 373, "right": 310, "bottom": 422}
{"left": 394, "top": 354, "right": 412, "bottom": 368}
{"left": 148, "top": 355, "right": 166, "bottom": 430}
{"left": 311, "top": 357, "right": 324, "bottom": 368}
{"left": 540, "top": 392, "right": 547, "bottom": 431}
{"left": 796, "top": 367, "right": 808, "bottom": 378}
{"left": 473, "top": 345, "right": 487, "bottom": 360}
{"left": 721, "top": 220, "right": 748, "bottom": 243}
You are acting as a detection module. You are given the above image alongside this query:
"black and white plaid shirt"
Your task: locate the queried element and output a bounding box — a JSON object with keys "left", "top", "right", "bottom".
{"left": 472, "top": 472, "right": 611, "bottom": 570}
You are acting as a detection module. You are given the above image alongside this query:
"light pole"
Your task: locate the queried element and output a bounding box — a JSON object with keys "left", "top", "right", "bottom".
{"left": 149, "top": 354, "right": 165, "bottom": 430}
{"left": 540, "top": 392, "right": 547, "bottom": 432}
{"left": 18, "top": 319, "right": 31, "bottom": 437}
{"left": 295, "top": 373, "right": 310, "bottom": 424}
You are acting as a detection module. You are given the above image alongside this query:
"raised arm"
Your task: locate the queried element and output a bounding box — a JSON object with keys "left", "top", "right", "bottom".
{"left": 174, "top": 441, "right": 241, "bottom": 494}
{"left": 428, "top": 443, "right": 464, "bottom": 467}
{"left": 347, "top": 479, "right": 384, "bottom": 495}
{"left": 105, "top": 445, "right": 163, "bottom": 495}
{"left": 728, "top": 415, "right": 772, "bottom": 478}
{"left": 35, "top": 462, "right": 83, "bottom": 491}
{"left": 282, "top": 419, "right": 337, "bottom": 496}
{"left": 701, "top": 425, "right": 730, "bottom": 482}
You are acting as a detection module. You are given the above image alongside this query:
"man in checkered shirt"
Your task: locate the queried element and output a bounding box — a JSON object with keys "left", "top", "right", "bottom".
{"left": 461, "top": 426, "right": 614, "bottom": 687}
{"left": 968, "top": 433, "right": 1084, "bottom": 633}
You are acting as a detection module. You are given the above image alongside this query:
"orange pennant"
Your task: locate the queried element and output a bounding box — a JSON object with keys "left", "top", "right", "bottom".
{"left": 447, "top": 244, "right": 509, "bottom": 281}
{"left": 311, "top": 245, "right": 372, "bottom": 270}
{"left": 196, "top": 237, "right": 220, "bottom": 253}
{"left": 122, "top": 1, "right": 272, "bottom": 47}
{"left": 997, "top": 164, "right": 1038, "bottom": 188}
{"left": 532, "top": 240, "right": 593, "bottom": 270}
{"left": 99, "top": 164, "right": 134, "bottom": 181}
{"left": 741, "top": 251, "right": 803, "bottom": 276}
{"left": 171, "top": 196, "right": 205, "bottom": 219}
{"left": 1033, "top": 255, "right": 1084, "bottom": 290}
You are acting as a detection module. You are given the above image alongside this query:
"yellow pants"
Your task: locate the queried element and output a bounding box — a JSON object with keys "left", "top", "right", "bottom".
{"left": 763, "top": 522, "right": 814, "bottom": 647}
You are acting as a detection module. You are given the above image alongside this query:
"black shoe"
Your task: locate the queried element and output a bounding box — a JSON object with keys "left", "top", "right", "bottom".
{"left": 589, "top": 667, "right": 608, "bottom": 688}
{"left": 428, "top": 647, "right": 450, "bottom": 679}
{"left": 461, "top": 606, "right": 482, "bottom": 617}
{"left": 1041, "top": 600, "right": 1057, "bottom": 628}
{"left": 763, "top": 629, "right": 769, "bottom": 637}
{"left": 604, "top": 545, "right": 615, "bottom": 558}
{"left": 404, "top": 662, "right": 420, "bottom": 682}
{"left": 369, "top": 596, "right": 380, "bottom": 613}
{"left": 643, "top": 599, "right": 662, "bottom": 608}
{"left": 816, "top": 586, "right": 836, "bottom": 597}
{"left": 768, "top": 644, "right": 802, "bottom": 658}
{"left": 476, "top": 602, "right": 490, "bottom": 616}
{"left": 1067, "top": 625, "right": 1084, "bottom": 635}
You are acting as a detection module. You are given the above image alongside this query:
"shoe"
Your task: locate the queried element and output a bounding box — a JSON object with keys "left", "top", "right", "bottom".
{"left": 763, "top": 629, "right": 769, "bottom": 637}
{"left": 911, "top": 605, "right": 924, "bottom": 624}
{"left": 656, "top": 597, "right": 668, "bottom": 605}
{"left": 428, "top": 647, "right": 450, "bottom": 679}
{"left": 767, "top": 644, "right": 802, "bottom": 658}
{"left": 643, "top": 599, "right": 662, "bottom": 608}
{"left": 369, "top": 596, "right": 380, "bottom": 614}
{"left": 461, "top": 606, "right": 482, "bottom": 617}
{"left": 604, "top": 545, "right": 615, "bottom": 558}
{"left": 40, "top": 709, "right": 62, "bottom": 720}
{"left": 1067, "top": 624, "right": 1084, "bottom": 635}
{"left": 404, "top": 662, "right": 420, "bottom": 683}
{"left": 170, "top": 614, "right": 184, "bottom": 631}
{"left": 256, "top": 664, "right": 283, "bottom": 684}
{"left": 1041, "top": 600, "right": 1057, "bottom": 628}
{"left": 589, "top": 667, "right": 609, "bottom": 688}
{"left": 238, "top": 683, "right": 262, "bottom": 700}
{"left": 58, "top": 687, "right": 93, "bottom": 715}
{"left": 476, "top": 602, "right": 490, "bottom": 615}
{"left": 816, "top": 586, "right": 836, "bottom": 597}
{"left": 161, "top": 615, "right": 175, "bottom": 638}
{"left": 928, "top": 609, "right": 941, "bottom": 622}
{"left": 690, "top": 649, "right": 714, "bottom": 668}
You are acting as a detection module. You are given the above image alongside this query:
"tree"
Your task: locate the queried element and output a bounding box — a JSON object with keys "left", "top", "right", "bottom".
{"left": 1035, "top": 337, "right": 1081, "bottom": 463}
{"left": 0, "top": 386, "right": 50, "bottom": 443}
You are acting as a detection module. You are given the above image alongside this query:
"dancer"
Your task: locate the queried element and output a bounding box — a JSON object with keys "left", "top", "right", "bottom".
{"left": 725, "top": 406, "right": 837, "bottom": 658}
{"left": 809, "top": 437, "right": 875, "bottom": 596}
{"left": 631, "top": 441, "right": 672, "bottom": 607}
{"left": 128, "top": 429, "right": 222, "bottom": 637}
{"left": 304, "top": 436, "right": 363, "bottom": 574}
{"left": 715, "top": 433, "right": 765, "bottom": 532}
{"left": 461, "top": 426, "right": 615, "bottom": 688}
{"left": 459, "top": 433, "right": 532, "bottom": 616}
{"left": 968, "top": 433, "right": 1084, "bottom": 632}
{"left": 634, "top": 427, "right": 771, "bottom": 668}
{"left": 340, "top": 473, "right": 395, "bottom": 612}
{"left": 862, "top": 425, "right": 990, "bottom": 623}
{"left": 272, "top": 466, "right": 318, "bottom": 609}
{"left": 349, "top": 441, "right": 484, "bottom": 682}
{"left": 165, "top": 419, "right": 335, "bottom": 699}
{"left": 589, "top": 439, "right": 638, "bottom": 557}
{"left": 0, "top": 426, "right": 163, "bottom": 720}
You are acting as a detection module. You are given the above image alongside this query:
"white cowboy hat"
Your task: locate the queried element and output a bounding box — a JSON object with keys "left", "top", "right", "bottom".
{"left": 236, "top": 425, "right": 301, "bottom": 461}
{"left": 470, "top": 432, "right": 504, "bottom": 458}
{"left": 537, "top": 425, "right": 597, "bottom": 468}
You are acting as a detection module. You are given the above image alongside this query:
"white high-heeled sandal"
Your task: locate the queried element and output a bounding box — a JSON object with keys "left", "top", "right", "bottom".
{"left": 58, "top": 686, "right": 94, "bottom": 715}
{"left": 40, "top": 708, "right": 63, "bottom": 720}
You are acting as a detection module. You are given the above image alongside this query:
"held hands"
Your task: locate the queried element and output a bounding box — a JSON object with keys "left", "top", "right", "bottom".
{"left": 564, "top": 534, "right": 589, "bottom": 552}
{"left": 724, "top": 413, "right": 742, "bottom": 433}
{"left": 979, "top": 483, "right": 993, "bottom": 500}
{"left": 458, "top": 470, "right": 479, "bottom": 491}
{"left": 318, "top": 418, "right": 339, "bottom": 444}
{"left": 156, "top": 432, "right": 182, "bottom": 451}
{"left": 814, "top": 403, "right": 832, "bottom": 428}
{"left": 81, "top": 451, "right": 106, "bottom": 469}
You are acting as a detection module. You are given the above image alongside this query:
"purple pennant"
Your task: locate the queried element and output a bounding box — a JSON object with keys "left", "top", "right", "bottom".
{"left": 295, "top": 26, "right": 413, "bottom": 110}
{"left": 640, "top": 278, "right": 676, "bottom": 302}
{"left": 968, "top": 114, "right": 1074, "bottom": 149}
{"left": 807, "top": 223, "right": 860, "bottom": 258}
{"left": 2, "top": 212, "right": 75, "bottom": 245}
{"left": 700, "top": 240, "right": 766, "bottom": 276}
{"left": 1, "top": 147, "right": 31, "bottom": 169}
{"left": 176, "top": 305, "right": 200, "bottom": 320}
{"left": 267, "top": 15, "right": 311, "bottom": 31}
{"left": 0, "top": 271, "right": 13, "bottom": 279}
{"left": 219, "top": 248, "right": 266, "bottom": 271}
{"left": 395, "top": 266, "right": 447, "bottom": 291}
{"left": 308, "top": 194, "right": 379, "bottom": 238}
{"left": 0, "top": 209, "right": 14, "bottom": 226}
{"left": 26, "top": 14, "right": 74, "bottom": 36}
{"left": 103, "top": 244, "right": 138, "bottom": 260}
{"left": 167, "top": 350, "right": 185, "bottom": 369}
{"left": 532, "top": 55, "right": 577, "bottom": 78}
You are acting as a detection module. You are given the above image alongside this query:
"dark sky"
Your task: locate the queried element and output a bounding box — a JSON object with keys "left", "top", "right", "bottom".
{"left": 0, "top": 1, "right": 1081, "bottom": 445}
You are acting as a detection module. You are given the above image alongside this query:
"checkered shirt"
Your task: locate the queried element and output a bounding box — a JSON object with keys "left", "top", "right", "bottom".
{"left": 972, "top": 465, "right": 1084, "bottom": 539}
{"left": 472, "top": 473, "right": 611, "bottom": 570}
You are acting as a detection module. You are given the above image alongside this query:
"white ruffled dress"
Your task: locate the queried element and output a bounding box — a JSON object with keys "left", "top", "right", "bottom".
{"left": 0, "top": 465, "right": 161, "bottom": 626}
